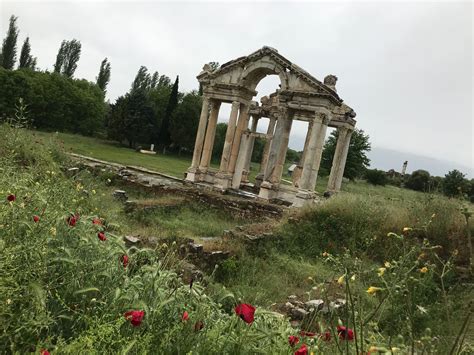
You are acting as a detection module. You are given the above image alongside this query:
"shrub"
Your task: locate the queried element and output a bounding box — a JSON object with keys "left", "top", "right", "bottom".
{"left": 405, "top": 169, "right": 431, "bottom": 192}
{"left": 365, "top": 169, "right": 388, "bottom": 186}
{"left": 442, "top": 169, "right": 468, "bottom": 198}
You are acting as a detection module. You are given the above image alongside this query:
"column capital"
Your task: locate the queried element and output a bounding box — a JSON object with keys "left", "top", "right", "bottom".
{"left": 231, "top": 101, "right": 240, "bottom": 109}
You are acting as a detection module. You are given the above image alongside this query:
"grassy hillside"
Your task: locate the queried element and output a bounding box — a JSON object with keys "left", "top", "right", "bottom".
{"left": 2, "top": 126, "right": 472, "bottom": 353}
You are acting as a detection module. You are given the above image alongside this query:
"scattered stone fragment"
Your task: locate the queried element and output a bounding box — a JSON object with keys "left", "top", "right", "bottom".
{"left": 188, "top": 242, "right": 203, "bottom": 254}
{"left": 290, "top": 307, "right": 308, "bottom": 320}
{"left": 113, "top": 190, "right": 128, "bottom": 201}
{"left": 124, "top": 235, "right": 140, "bottom": 245}
{"left": 305, "top": 299, "right": 324, "bottom": 310}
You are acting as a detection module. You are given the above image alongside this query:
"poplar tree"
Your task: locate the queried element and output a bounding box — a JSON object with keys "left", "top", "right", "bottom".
{"left": 18, "top": 37, "right": 37, "bottom": 69}
{"left": 96, "top": 57, "right": 111, "bottom": 93}
{"left": 53, "top": 39, "right": 81, "bottom": 77}
{"left": 1, "top": 15, "right": 19, "bottom": 69}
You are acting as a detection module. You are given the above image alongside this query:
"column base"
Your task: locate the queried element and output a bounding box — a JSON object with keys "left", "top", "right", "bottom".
{"left": 258, "top": 181, "right": 277, "bottom": 200}
{"left": 292, "top": 190, "right": 317, "bottom": 208}
{"left": 214, "top": 172, "right": 233, "bottom": 190}
{"left": 185, "top": 168, "right": 201, "bottom": 182}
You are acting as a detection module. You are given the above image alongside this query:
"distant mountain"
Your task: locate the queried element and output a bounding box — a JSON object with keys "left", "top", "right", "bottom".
{"left": 368, "top": 147, "right": 473, "bottom": 178}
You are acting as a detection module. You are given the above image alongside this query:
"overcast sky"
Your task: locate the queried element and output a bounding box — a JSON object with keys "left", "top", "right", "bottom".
{"left": 1, "top": 0, "right": 472, "bottom": 176}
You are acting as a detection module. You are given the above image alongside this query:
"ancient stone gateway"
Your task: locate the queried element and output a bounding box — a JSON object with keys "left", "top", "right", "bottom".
{"left": 185, "top": 46, "right": 357, "bottom": 207}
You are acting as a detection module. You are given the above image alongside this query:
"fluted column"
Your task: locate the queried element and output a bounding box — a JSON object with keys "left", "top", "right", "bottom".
{"left": 299, "top": 113, "right": 329, "bottom": 191}
{"left": 327, "top": 127, "right": 353, "bottom": 192}
{"left": 264, "top": 110, "right": 292, "bottom": 185}
{"left": 190, "top": 96, "right": 210, "bottom": 169}
{"left": 219, "top": 101, "right": 240, "bottom": 173}
{"left": 199, "top": 101, "right": 221, "bottom": 172}
{"left": 228, "top": 104, "right": 250, "bottom": 173}
{"left": 241, "top": 116, "right": 259, "bottom": 182}
{"left": 258, "top": 117, "right": 277, "bottom": 176}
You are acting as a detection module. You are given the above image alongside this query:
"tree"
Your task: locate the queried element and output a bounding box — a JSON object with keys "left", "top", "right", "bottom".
{"left": 365, "top": 169, "right": 388, "bottom": 186}
{"left": 170, "top": 91, "right": 202, "bottom": 152}
{"left": 53, "top": 39, "right": 81, "bottom": 77}
{"left": 1, "top": 15, "right": 19, "bottom": 69}
{"left": 405, "top": 169, "right": 431, "bottom": 192}
{"left": 212, "top": 123, "right": 228, "bottom": 161}
{"left": 442, "top": 169, "right": 468, "bottom": 197}
{"left": 96, "top": 58, "right": 111, "bottom": 93}
{"left": 131, "top": 66, "right": 151, "bottom": 92}
{"left": 18, "top": 37, "right": 36, "bottom": 69}
{"left": 159, "top": 75, "right": 179, "bottom": 151}
{"left": 321, "top": 128, "right": 371, "bottom": 180}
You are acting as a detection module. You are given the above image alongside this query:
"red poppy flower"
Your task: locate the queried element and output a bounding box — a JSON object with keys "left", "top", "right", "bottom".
{"left": 294, "top": 343, "right": 308, "bottom": 355}
{"left": 320, "top": 331, "right": 331, "bottom": 341}
{"left": 337, "top": 325, "right": 354, "bottom": 340}
{"left": 300, "top": 331, "right": 316, "bottom": 337}
{"left": 194, "top": 320, "right": 204, "bottom": 331}
{"left": 67, "top": 215, "right": 77, "bottom": 227}
{"left": 33, "top": 215, "right": 40, "bottom": 223}
{"left": 234, "top": 303, "right": 256, "bottom": 324}
{"left": 98, "top": 231, "right": 107, "bottom": 241}
{"left": 124, "top": 310, "right": 145, "bottom": 326}
{"left": 288, "top": 335, "right": 300, "bottom": 347}
{"left": 7, "top": 194, "right": 16, "bottom": 202}
{"left": 121, "top": 254, "right": 129, "bottom": 268}
{"left": 182, "top": 311, "right": 189, "bottom": 321}
{"left": 92, "top": 218, "right": 102, "bottom": 225}
{"left": 40, "top": 350, "right": 50, "bottom": 355}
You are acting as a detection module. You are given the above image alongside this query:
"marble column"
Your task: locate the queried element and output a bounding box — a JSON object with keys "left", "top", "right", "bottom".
{"left": 232, "top": 131, "right": 252, "bottom": 188}
{"left": 299, "top": 113, "right": 329, "bottom": 191}
{"left": 219, "top": 101, "right": 240, "bottom": 173}
{"left": 264, "top": 110, "right": 292, "bottom": 185}
{"left": 327, "top": 127, "right": 353, "bottom": 192}
{"left": 198, "top": 101, "right": 221, "bottom": 172}
{"left": 258, "top": 117, "right": 277, "bottom": 177}
{"left": 292, "top": 120, "right": 314, "bottom": 188}
{"left": 228, "top": 104, "right": 250, "bottom": 173}
{"left": 189, "top": 96, "right": 210, "bottom": 170}
{"left": 241, "top": 116, "right": 259, "bottom": 182}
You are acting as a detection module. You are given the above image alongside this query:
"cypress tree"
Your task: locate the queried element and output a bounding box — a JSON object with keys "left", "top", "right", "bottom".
{"left": 1, "top": 15, "right": 19, "bottom": 69}
{"left": 159, "top": 75, "right": 179, "bottom": 152}
{"left": 96, "top": 57, "right": 111, "bottom": 93}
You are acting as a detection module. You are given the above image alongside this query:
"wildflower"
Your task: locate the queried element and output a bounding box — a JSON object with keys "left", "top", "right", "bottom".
{"left": 307, "top": 276, "right": 313, "bottom": 281}
{"left": 50, "top": 227, "right": 57, "bottom": 236}
{"left": 124, "top": 310, "right": 145, "bottom": 327}
{"left": 420, "top": 266, "right": 428, "bottom": 273}
{"left": 92, "top": 218, "right": 102, "bottom": 225}
{"left": 182, "top": 311, "right": 189, "bottom": 321}
{"left": 431, "top": 213, "right": 436, "bottom": 219}
{"left": 288, "top": 335, "right": 300, "bottom": 347}
{"left": 402, "top": 227, "right": 412, "bottom": 233}
{"left": 337, "top": 325, "right": 354, "bottom": 340}
{"left": 367, "top": 286, "right": 382, "bottom": 295}
{"left": 98, "top": 231, "right": 107, "bottom": 241}
{"left": 92, "top": 189, "right": 96, "bottom": 194}
{"left": 121, "top": 255, "right": 129, "bottom": 268}
{"left": 384, "top": 261, "right": 391, "bottom": 268}
{"left": 234, "top": 303, "right": 256, "bottom": 324}
{"left": 322, "top": 251, "right": 329, "bottom": 257}
{"left": 194, "top": 320, "right": 204, "bottom": 331}
{"left": 67, "top": 215, "right": 78, "bottom": 227}
{"left": 6, "top": 299, "right": 12, "bottom": 304}
{"left": 320, "top": 331, "right": 331, "bottom": 341}
{"left": 40, "top": 350, "right": 50, "bottom": 355}
{"left": 7, "top": 194, "right": 15, "bottom": 202}
{"left": 294, "top": 343, "right": 308, "bottom": 355}
{"left": 377, "top": 267, "right": 386, "bottom": 277}
{"left": 418, "top": 252, "right": 426, "bottom": 260}
{"left": 350, "top": 274, "right": 356, "bottom": 281}
{"left": 300, "top": 331, "right": 316, "bottom": 337}
{"left": 33, "top": 215, "right": 40, "bottom": 223}
{"left": 337, "top": 275, "right": 345, "bottom": 284}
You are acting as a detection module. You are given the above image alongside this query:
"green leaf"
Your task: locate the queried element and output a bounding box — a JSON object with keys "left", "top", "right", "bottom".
{"left": 121, "top": 340, "right": 137, "bottom": 354}
{"left": 29, "top": 282, "right": 46, "bottom": 308}
{"left": 73, "top": 287, "right": 100, "bottom": 295}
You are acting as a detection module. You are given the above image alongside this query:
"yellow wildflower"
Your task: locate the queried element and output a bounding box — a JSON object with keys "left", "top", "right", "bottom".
{"left": 322, "top": 251, "right": 329, "bottom": 257}
{"left": 431, "top": 213, "right": 436, "bottom": 219}
{"left": 50, "top": 227, "right": 57, "bottom": 236}
{"left": 420, "top": 266, "right": 428, "bottom": 273}
{"left": 307, "top": 276, "right": 313, "bottom": 281}
{"left": 92, "top": 189, "right": 96, "bottom": 195}
{"left": 418, "top": 252, "right": 426, "bottom": 260}
{"left": 384, "top": 261, "right": 391, "bottom": 268}
{"left": 337, "top": 275, "right": 345, "bottom": 284}
{"left": 350, "top": 274, "right": 356, "bottom": 281}
{"left": 402, "top": 227, "right": 412, "bottom": 233}
{"left": 366, "top": 286, "right": 382, "bottom": 295}
{"left": 378, "top": 267, "right": 386, "bottom": 277}
{"left": 6, "top": 299, "right": 12, "bottom": 304}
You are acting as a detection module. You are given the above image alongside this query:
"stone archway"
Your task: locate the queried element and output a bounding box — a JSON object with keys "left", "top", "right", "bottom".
{"left": 185, "top": 46, "right": 357, "bottom": 207}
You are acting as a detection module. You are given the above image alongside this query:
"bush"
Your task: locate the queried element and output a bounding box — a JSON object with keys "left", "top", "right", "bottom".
{"left": 405, "top": 169, "right": 431, "bottom": 192}
{"left": 442, "top": 169, "right": 468, "bottom": 198}
{"left": 364, "top": 169, "right": 388, "bottom": 186}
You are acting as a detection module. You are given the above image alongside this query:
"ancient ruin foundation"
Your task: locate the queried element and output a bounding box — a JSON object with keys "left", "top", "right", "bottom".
{"left": 185, "top": 46, "right": 357, "bottom": 207}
